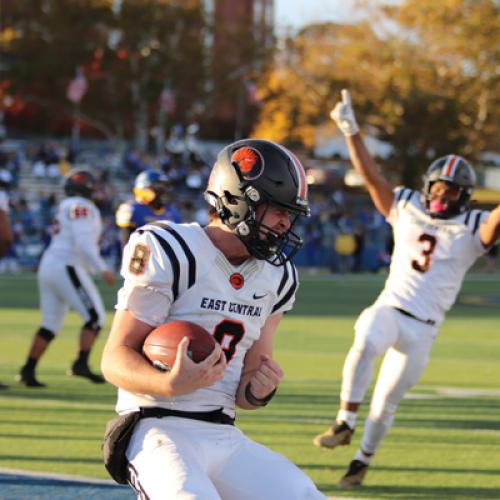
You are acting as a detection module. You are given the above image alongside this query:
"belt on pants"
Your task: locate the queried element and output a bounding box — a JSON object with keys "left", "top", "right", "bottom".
{"left": 139, "top": 406, "right": 235, "bottom": 426}
{"left": 394, "top": 307, "right": 436, "bottom": 326}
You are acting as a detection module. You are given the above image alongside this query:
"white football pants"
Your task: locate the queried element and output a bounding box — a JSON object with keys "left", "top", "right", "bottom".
{"left": 341, "top": 304, "right": 437, "bottom": 455}
{"left": 126, "top": 416, "right": 326, "bottom": 500}
{"left": 38, "top": 253, "right": 106, "bottom": 333}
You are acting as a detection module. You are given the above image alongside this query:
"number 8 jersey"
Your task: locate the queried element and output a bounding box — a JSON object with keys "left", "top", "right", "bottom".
{"left": 115, "top": 221, "right": 298, "bottom": 417}
{"left": 377, "top": 187, "right": 489, "bottom": 325}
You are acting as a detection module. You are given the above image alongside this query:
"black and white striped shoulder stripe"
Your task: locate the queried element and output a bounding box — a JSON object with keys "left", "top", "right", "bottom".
{"left": 463, "top": 208, "right": 484, "bottom": 235}
{"left": 271, "top": 260, "right": 298, "bottom": 314}
{"left": 395, "top": 187, "right": 415, "bottom": 208}
{"left": 138, "top": 221, "right": 196, "bottom": 302}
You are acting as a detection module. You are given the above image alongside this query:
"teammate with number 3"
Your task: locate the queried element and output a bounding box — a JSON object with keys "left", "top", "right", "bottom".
{"left": 313, "top": 90, "right": 500, "bottom": 488}
{"left": 101, "top": 139, "right": 326, "bottom": 499}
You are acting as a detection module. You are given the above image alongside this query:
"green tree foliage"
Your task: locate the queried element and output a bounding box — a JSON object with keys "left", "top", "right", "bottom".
{"left": 254, "top": 0, "right": 499, "bottom": 186}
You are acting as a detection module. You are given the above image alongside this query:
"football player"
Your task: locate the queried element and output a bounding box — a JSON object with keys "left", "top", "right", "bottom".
{"left": 0, "top": 185, "right": 12, "bottom": 257}
{"left": 115, "top": 169, "right": 181, "bottom": 249}
{"left": 313, "top": 90, "right": 500, "bottom": 488}
{"left": 17, "top": 169, "right": 115, "bottom": 387}
{"left": 0, "top": 184, "right": 13, "bottom": 389}
{"left": 101, "top": 139, "right": 327, "bottom": 499}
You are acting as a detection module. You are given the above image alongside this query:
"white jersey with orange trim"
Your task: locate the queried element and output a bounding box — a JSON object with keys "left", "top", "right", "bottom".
{"left": 376, "top": 187, "right": 489, "bottom": 325}
{"left": 45, "top": 196, "right": 107, "bottom": 274}
{"left": 115, "top": 221, "right": 299, "bottom": 417}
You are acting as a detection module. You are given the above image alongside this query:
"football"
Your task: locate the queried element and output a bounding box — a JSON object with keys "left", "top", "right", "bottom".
{"left": 143, "top": 320, "right": 216, "bottom": 372}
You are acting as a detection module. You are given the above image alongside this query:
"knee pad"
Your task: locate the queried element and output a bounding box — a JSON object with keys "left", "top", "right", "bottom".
{"left": 37, "top": 327, "right": 56, "bottom": 342}
{"left": 83, "top": 322, "right": 101, "bottom": 336}
{"left": 83, "top": 308, "right": 101, "bottom": 333}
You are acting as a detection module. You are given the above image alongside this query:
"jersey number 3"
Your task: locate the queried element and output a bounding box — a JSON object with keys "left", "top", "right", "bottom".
{"left": 411, "top": 233, "right": 437, "bottom": 273}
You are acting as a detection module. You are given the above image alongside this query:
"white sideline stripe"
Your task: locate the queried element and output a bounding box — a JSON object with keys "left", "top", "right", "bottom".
{"left": 9, "top": 386, "right": 496, "bottom": 412}
{"left": 409, "top": 386, "right": 500, "bottom": 398}
{"left": 0, "top": 468, "right": 354, "bottom": 499}
{"left": 0, "top": 467, "right": 117, "bottom": 485}
{"left": 246, "top": 415, "right": 500, "bottom": 436}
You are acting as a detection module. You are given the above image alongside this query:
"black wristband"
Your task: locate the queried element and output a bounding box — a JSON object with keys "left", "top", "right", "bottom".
{"left": 244, "top": 382, "right": 277, "bottom": 407}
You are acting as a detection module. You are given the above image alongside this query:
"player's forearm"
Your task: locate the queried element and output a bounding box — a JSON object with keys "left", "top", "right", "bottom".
{"left": 236, "top": 372, "right": 258, "bottom": 410}
{"left": 101, "top": 344, "right": 175, "bottom": 397}
{"left": 346, "top": 135, "right": 394, "bottom": 216}
{"left": 479, "top": 204, "right": 500, "bottom": 248}
{"left": 0, "top": 212, "right": 13, "bottom": 257}
{"left": 345, "top": 134, "right": 379, "bottom": 183}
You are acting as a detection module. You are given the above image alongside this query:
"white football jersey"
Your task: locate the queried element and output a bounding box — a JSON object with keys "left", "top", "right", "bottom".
{"left": 115, "top": 221, "right": 299, "bottom": 417}
{"left": 377, "top": 187, "right": 489, "bottom": 324}
{"left": 44, "top": 196, "right": 107, "bottom": 274}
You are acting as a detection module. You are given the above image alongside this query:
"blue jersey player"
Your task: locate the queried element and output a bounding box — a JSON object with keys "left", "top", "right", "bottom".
{"left": 115, "top": 170, "right": 181, "bottom": 248}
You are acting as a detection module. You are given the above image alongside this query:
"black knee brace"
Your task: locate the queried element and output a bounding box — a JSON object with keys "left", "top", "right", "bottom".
{"left": 83, "top": 322, "right": 101, "bottom": 337}
{"left": 37, "top": 327, "right": 55, "bottom": 342}
{"left": 83, "top": 308, "right": 101, "bottom": 333}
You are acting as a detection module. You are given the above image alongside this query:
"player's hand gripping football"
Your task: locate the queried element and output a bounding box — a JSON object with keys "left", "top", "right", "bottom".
{"left": 168, "top": 337, "right": 226, "bottom": 396}
{"left": 330, "top": 89, "right": 360, "bottom": 136}
{"left": 248, "top": 354, "right": 283, "bottom": 399}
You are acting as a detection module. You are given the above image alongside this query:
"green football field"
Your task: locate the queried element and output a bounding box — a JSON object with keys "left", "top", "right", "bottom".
{"left": 0, "top": 272, "right": 499, "bottom": 498}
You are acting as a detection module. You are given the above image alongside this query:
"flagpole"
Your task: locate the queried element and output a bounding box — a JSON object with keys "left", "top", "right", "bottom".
{"left": 71, "top": 102, "right": 80, "bottom": 153}
{"left": 67, "top": 66, "right": 87, "bottom": 154}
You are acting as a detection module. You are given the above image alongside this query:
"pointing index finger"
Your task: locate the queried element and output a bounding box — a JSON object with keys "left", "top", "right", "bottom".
{"left": 341, "top": 89, "right": 351, "bottom": 106}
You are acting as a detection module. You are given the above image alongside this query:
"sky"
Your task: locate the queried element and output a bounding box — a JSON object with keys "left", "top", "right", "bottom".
{"left": 274, "top": 0, "right": 400, "bottom": 34}
{"left": 275, "top": 0, "right": 359, "bottom": 31}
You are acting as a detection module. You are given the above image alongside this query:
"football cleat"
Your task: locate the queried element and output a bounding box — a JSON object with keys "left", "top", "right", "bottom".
{"left": 16, "top": 368, "right": 46, "bottom": 388}
{"left": 68, "top": 361, "right": 105, "bottom": 384}
{"left": 337, "top": 459, "right": 369, "bottom": 488}
{"left": 313, "top": 421, "right": 354, "bottom": 449}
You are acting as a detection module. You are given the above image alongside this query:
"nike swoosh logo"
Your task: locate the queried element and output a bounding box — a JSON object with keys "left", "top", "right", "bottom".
{"left": 253, "top": 293, "right": 267, "bottom": 299}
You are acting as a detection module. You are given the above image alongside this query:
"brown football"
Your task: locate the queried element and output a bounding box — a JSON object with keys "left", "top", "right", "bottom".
{"left": 143, "top": 320, "right": 216, "bottom": 372}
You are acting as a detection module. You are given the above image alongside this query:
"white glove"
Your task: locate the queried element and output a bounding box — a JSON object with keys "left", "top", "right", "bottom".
{"left": 330, "top": 89, "right": 359, "bottom": 136}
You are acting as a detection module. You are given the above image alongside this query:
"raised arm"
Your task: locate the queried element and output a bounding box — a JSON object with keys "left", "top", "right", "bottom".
{"left": 479, "top": 204, "right": 500, "bottom": 248}
{"left": 331, "top": 90, "right": 394, "bottom": 217}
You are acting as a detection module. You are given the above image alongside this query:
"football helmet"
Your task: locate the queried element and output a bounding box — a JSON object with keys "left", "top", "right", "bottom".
{"left": 133, "top": 170, "right": 170, "bottom": 209}
{"left": 63, "top": 169, "right": 96, "bottom": 199}
{"left": 422, "top": 154, "right": 476, "bottom": 218}
{"left": 204, "top": 139, "right": 310, "bottom": 266}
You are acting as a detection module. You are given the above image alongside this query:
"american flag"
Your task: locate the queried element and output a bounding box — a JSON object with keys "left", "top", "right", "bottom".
{"left": 66, "top": 67, "right": 88, "bottom": 104}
